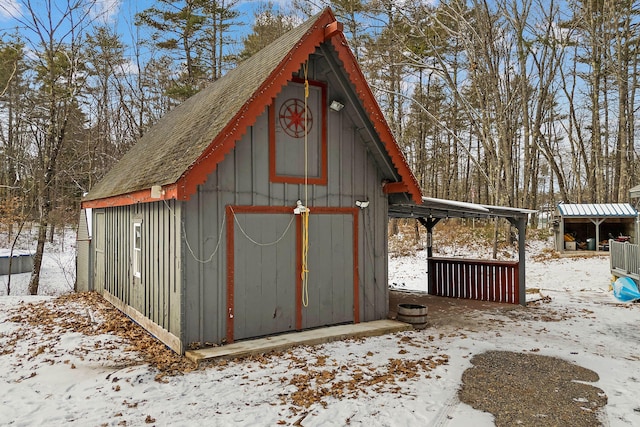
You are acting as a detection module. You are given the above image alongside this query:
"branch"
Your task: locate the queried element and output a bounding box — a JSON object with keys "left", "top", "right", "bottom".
{"left": 0, "top": 61, "right": 17, "bottom": 97}
{"left": 369, "top": 83, "right": 495, "bottom": 193}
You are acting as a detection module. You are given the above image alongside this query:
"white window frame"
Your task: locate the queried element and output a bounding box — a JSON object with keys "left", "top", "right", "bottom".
{"left": 133, "top": 221, "right": 142, "bottom": 279}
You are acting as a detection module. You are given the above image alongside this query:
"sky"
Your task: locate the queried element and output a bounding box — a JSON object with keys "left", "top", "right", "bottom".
{"left": 0, "top": 0, "right": 324, "bottom": 86}
{"left": 0, "top": 0, "right": 297, "bottom": 63}
{"left": 0, "top": 0, "right": 303, "bottom": 37}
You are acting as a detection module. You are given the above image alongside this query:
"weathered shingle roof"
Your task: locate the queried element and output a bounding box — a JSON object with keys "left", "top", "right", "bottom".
{"left": 83, "top": 8, "right": 422, "bottom": 206}
{"left": 84, "top": 12, "right": 323, "bottom": 203}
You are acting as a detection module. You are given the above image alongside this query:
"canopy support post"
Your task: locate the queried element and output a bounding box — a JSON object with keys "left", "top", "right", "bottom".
{"left": 508, "top": 216, "right": 528, "bottom": 306}
{"left": 418, "top": 217, "right": 440, "bottom": 294}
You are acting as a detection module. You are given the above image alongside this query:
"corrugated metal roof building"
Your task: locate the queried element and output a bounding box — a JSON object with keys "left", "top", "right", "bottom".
{"left": 553, "top": 203, "right": 638, "bottom": 252}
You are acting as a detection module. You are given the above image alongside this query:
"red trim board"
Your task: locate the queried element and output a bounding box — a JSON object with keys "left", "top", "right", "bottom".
{"left": 225, "top": 204, "right": 358, "bottom": 343}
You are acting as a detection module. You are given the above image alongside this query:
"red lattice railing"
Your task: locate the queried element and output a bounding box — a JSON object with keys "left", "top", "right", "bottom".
{"left": 428, "top": 257, "right": 520, "bottom": 304}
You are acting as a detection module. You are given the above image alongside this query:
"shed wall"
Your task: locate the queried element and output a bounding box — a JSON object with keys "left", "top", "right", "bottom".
{"left": 75, "top": 208, "right": 92, "bottom": 292}
{"left": 94, "top": 201, "right": 182, "bottom": 345}
{"left": 183, "top": 65, "right": 390, "bottom": 347}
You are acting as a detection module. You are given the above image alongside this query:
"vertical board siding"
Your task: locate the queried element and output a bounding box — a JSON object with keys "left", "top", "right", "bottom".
{"left": 181, "top": 56, "right": 391, "bottom": 346}
{"left": 98, "top": 200, "right": 181, "bottom": 337}
{"left": 232, "top": 212, "right": 296, "bottom": 340}
{"left": 302, "top": 212, "right": 355, "bottom": 329}
{"left": 184, "top": 108, "right": 388, "bottom": 345}
{"left": 428, "top": 257, "right": 520, "bottom": 304}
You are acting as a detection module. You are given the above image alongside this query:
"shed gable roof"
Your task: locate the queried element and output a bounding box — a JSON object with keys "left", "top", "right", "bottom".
{"left": 83, "top": 8, "right": 421, "bottom": 208}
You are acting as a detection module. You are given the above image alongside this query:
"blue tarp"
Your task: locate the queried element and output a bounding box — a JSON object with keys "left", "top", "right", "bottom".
{"left": 613, "top": 277, "right": 640, "bottom": 302}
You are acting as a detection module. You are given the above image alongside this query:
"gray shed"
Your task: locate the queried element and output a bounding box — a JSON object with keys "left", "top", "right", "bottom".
{"left": 553, "top": 203, "right": 637, "bottom": 252}
{"left": 80, "top": 9, "right": 422, "bottom": 354}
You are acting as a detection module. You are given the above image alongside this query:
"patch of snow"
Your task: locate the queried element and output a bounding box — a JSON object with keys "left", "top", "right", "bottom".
{"left": 1, "top": 232, "right": 640, "bottom": 425}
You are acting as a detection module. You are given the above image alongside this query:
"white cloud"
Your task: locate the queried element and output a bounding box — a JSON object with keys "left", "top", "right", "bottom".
{"left": 0, "top": 0, "right": 22, "bottom": 20}
{"left": 92, "top": 0, "right": 120, "bottom": 23}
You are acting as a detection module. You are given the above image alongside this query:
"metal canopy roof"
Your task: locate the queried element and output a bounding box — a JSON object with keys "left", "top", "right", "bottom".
{"left": 388, "top": 196, "right": 533, "bottom": 307}
{"left": 557, "top": 203, "right": 637, "bottom": 218}
{"left": 389, "top": 197, "right": 535, "bottom": 220}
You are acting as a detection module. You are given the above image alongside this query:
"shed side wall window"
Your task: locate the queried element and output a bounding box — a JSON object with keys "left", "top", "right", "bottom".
{"left": 133, "top": 221, "right": 142, "bottom": 278}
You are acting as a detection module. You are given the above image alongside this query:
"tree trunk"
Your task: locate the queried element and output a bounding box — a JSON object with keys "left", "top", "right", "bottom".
{"left": 28, "top": 218, "right": 48, "bottom": 295}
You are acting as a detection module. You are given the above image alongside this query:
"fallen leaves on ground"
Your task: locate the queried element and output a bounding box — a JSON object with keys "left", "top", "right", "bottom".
{"left": 280, "top": 349, "right": 449, "bottom": 411}
{"left": 2, "top": 292, "right": 195, "bottom": 376}
{"left": 1, "top": 292, "right": 454, "bottom": 414}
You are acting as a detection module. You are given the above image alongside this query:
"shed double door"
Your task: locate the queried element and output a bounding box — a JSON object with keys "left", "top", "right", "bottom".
{"left": 231, "top": 209, "right": 355, "bottom": 342}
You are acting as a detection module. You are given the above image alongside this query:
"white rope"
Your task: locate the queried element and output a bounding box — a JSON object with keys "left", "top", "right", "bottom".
{"left": 165, "top": 200, "right": 297, "bottom": 262}
{"left": 164, "top": 199, "right": 225, "bottom": 264}
{"left": 229, "top": 206, "right": 295, "bottom": 247}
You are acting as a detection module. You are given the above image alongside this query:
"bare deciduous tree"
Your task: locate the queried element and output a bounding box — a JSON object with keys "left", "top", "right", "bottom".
{"left": 8, "top": 0, "right": 98, "bottom": 295}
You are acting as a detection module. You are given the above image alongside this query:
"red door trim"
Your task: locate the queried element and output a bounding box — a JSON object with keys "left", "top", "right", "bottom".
{"left": 225, "top": 205, "right": 360, "bottom": 344}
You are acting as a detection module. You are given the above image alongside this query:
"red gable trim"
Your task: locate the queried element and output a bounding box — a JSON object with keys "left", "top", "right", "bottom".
{"left": 82, "top": 8, "right": 422, "bottom": 208}
{"left": 329, "top": 37, "right": 423, "bottom": 204}
{"left": 324, "top": 20, "right": 343, "bottom": 39}
{"left": 176, "top": 10, "right": 339, "bottom": 201}
{"left": 383, "top": 181, "right": 410, "bottom": 194}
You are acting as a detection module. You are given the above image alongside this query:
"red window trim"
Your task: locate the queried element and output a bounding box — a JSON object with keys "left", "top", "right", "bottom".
{"left": 269, "top": 77, "right": 328, "bottom": 185}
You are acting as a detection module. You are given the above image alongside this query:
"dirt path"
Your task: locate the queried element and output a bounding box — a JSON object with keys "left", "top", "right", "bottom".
{"left": 389, "top": 289, "right": 521, "bottom": 331}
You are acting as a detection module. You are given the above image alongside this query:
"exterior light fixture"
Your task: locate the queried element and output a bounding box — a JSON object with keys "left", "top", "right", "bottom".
{"left": 150, "top": 185, "right": 163, "bottom": 198}
{"left": 355, "top": 200, "right": 369, "bottom": 209}
{"left": 329, "top": 100, "right": 345, "bottom": 112}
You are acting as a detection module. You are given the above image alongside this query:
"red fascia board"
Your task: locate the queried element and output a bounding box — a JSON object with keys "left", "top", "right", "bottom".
{"left": 329, "top": 36, "right": 423, "bottom": 204}
{"left": 176, "top": 10, "right": 338, "bottom": 201}
{"left": 81, "top": 184, "right": 179, "bottom": 209}
{"left": 383, "top": 181, "right": 410, "bottom": 194}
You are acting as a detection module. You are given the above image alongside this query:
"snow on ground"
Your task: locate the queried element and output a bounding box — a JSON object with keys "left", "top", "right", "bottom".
{"left": 1, "top": 227, "right": 76, "bottom": 296}
{"left": 1, "top": 233, "right": 640, "bottom": 426}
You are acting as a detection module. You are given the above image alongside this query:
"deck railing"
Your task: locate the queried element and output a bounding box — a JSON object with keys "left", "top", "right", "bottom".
{"left": 610, "top": 240, "right": 640, "bottom": 281}
{"left": 428, "top": 257, "right": 520, "bottom": 304}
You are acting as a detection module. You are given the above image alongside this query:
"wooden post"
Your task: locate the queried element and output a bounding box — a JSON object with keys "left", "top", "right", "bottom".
{"left": 507, "top": 215, "right": 527, "bottom": 306}
{"left": 516, "top": 217, "right": 527, "bottom": 306}
{"left": 417, "top": 217, "right": 440, "bottom": 294}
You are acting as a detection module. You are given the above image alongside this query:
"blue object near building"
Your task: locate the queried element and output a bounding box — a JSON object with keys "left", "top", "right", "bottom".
{"left": 613, "top": 277, "right": 640, "bottom": 302}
